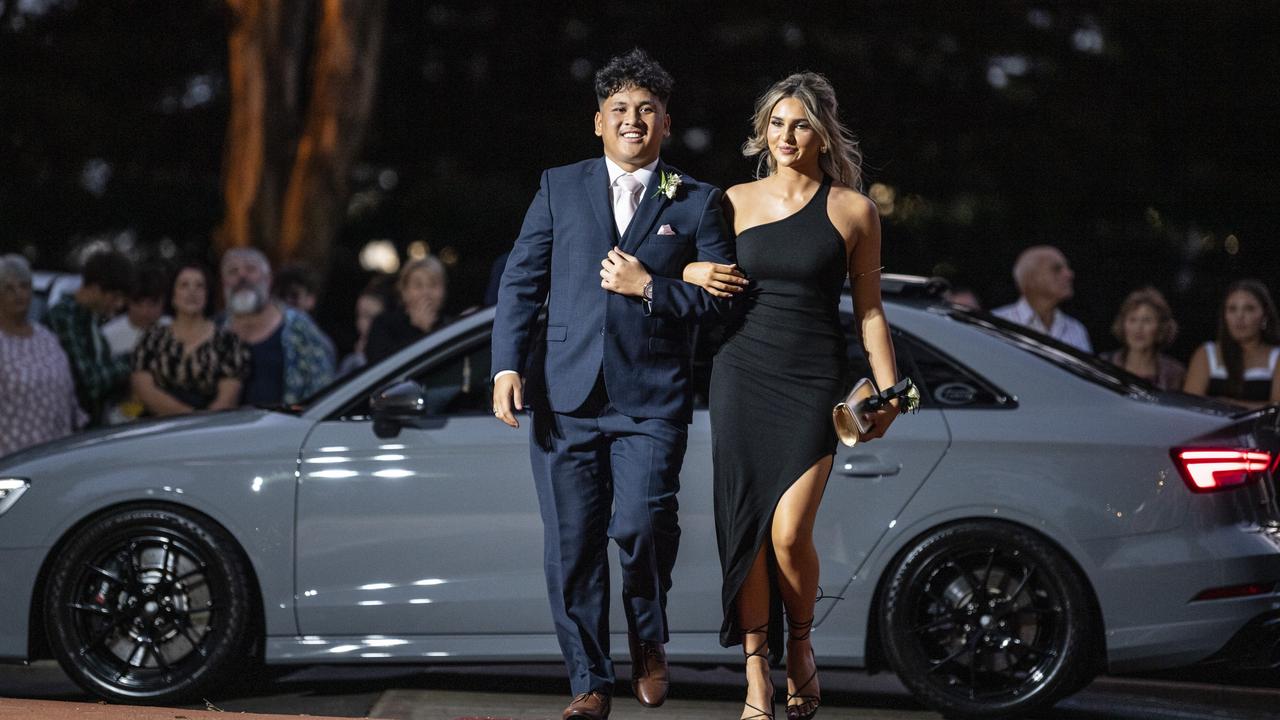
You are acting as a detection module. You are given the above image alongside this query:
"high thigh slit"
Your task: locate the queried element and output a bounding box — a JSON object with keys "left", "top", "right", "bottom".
{"left": 711, "top": 176, "right": 848, "bottom": 653}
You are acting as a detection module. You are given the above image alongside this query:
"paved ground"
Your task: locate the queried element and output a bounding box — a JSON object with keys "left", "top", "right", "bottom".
{"left": 4, "top": 660, "right": 1280, "bottom": 719}
{"left": 0, "top": 698, "right": 358, "bottom": 719}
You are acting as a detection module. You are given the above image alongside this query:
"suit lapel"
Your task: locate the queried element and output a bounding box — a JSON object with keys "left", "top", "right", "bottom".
{"left": 584, "top": 158, "right": 615, "bottom": 245}
{"left": 620, "top": 160, "right": 671, "bottom": 254}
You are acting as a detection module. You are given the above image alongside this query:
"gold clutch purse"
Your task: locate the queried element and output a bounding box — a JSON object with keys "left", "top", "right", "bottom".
{"left": 833, "top": 377, "right": 919, "bottom": 447}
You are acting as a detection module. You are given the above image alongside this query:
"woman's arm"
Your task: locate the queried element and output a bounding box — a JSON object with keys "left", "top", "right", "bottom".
{"left": 131, "top": 371, "right": 194, "bottom": 416}
{"left": 681, "top": 184, "right": 748, "bottom": 298}
{"left": 844, "top": 192, "right": 899, "bottom": 441}
{"left": 682, "top": 262, "right": 746, "bottom": 297}
{"left": 1183, "top": 345, "right": 1209, "bottom": 395}
{"left": 208, "top": 378, "right": 243, "bottom": 411}
{"left": 1270, "top": 356, "right": 1280, "bottom": 404}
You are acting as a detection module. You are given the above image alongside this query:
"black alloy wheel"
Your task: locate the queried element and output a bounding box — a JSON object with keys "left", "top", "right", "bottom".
{"left": 44, "top": 506, "right": 252, "bottom": 704}
{"left": 880, "top": 522, "right": 1095, "bottom": 719}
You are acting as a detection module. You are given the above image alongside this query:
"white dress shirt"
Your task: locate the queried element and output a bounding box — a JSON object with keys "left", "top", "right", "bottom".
{"left": 992, "top": 297, "right": 1093, "bottom": 353}
{"left": 494, "top": 157, "right": 661, "bottom": 382}
{"left": 604, "top": 156, "right": 658, "bottom": 229}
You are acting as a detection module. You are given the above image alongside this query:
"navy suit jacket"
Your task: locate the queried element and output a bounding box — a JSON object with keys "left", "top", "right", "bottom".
{"left": 492, "top": 157, "right": 734, "bottom": 423}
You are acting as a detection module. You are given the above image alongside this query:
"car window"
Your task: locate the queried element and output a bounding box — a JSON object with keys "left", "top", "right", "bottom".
{"left": 895, "top": 333, "right": 1012, "bottom": 408}
{"left": 333, "top": 329, "right": 493, "bottom": 421}
{"left": 407, "top": 340, "right": 493, "bottom": 415}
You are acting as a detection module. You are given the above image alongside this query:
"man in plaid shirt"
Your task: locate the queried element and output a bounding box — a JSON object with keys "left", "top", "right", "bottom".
{"left": 45, "top": 250, "right": 135, "bottom": 427}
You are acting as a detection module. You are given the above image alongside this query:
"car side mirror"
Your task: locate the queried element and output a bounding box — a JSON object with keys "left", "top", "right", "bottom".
{"left": 369, "top": 380, "right": 440, "bottom": 438}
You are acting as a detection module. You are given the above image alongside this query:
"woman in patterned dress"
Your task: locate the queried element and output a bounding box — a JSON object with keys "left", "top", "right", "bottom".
{"left": 132, "top": 262, "right": 250, "bottom": 415}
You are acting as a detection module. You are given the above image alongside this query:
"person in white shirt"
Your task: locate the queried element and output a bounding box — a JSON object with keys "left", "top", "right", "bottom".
{"left": 101, "top": 262, "right": 169, "bottom": 358}
{"left": 992, "top": 245, "right": 1092, "bottom": 352}
{"left": 101, "top": 262, "right": 170, "bottom": 424}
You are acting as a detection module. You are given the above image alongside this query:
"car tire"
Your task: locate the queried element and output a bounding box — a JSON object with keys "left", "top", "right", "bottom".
{"left": 880, "top": 521, "right": 1095, "bottom": 719}
{"left": 43, "top": 505, "right": 253, "bottom": 704}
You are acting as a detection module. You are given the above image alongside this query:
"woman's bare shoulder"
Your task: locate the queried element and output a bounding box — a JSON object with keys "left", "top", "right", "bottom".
{"left": 826, "top": 185, "right": 878, "bottom": 240}
{"left": 828, "top": 184, "right": 877, "bottom": 219}
{"left": 724, "top": 179, "right": 765, "bottom": 204}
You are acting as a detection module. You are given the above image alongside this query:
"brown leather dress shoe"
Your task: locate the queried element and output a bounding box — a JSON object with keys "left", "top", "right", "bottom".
{"left": 563, "top": 690, "right": 611, "bottom": 720}
{"left": 628, "top": 633, "right": 670, "bottom": 707}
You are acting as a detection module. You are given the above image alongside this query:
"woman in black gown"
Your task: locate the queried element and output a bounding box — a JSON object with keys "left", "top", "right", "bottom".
{"left": 684, "top": 73, "right": 902, "bottom": 720}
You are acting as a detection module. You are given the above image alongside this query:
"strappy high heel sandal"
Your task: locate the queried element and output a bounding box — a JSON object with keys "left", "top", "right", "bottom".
{"left": 741, "top": 621, "right": 774, "bottom": 720}
{"left": 785, "top": 616, "right": 820, "bottom": 720}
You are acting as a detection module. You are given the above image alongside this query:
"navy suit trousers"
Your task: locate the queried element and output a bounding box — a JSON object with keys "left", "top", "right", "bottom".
{"left": 529, "top": 391, "right": 686, "bottom": 695}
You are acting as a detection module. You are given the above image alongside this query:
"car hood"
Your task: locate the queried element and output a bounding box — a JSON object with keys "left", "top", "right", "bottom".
{"left": 0, "top": 409, "right": 278, "bottom": 472}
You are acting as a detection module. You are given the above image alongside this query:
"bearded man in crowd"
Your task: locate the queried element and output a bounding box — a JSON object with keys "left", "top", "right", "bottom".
{"left": 220, "top": 248, "right": 334, "bottom": 407}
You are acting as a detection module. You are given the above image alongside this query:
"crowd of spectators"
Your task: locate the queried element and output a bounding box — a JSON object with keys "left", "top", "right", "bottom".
{"left": 0, "top": 248, "right": 348, "bottom": 456}
{"left": 955, "top": 244, "right": 1280, "bottom": 407}
{"left": 0, "top": 241, "right": 1276, "bottom": 459}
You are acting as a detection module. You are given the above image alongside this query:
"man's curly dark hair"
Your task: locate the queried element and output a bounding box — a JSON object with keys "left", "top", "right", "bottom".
{"left": 593, "top": 48, "right": 673, "bottom": 105}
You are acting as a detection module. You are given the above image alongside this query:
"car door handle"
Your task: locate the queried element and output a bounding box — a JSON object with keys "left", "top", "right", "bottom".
{"left": 837, "top": 455, "right": 902, "bottom": 477}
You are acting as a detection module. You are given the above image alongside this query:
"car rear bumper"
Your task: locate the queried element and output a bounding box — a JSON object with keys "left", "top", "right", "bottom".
{"left": 1198, "top": 610, "right": 1280, "bottom": 670}
{"left": 1090, "top": 525, "right": 1280, "bottom": 673}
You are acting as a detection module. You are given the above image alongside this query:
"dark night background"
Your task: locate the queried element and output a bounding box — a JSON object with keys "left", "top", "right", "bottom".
{"left": 2, "top": 1, "right": 1277, "bottom": 359}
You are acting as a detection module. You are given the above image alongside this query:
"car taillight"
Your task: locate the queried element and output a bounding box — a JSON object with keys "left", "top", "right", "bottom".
{"left": 1172, "top": 448, "right": 1272, "bottom": 493}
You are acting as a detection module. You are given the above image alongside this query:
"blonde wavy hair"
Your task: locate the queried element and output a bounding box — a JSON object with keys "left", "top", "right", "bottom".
{"left": 742, "top": 72, "right": 863, "bottom": 189}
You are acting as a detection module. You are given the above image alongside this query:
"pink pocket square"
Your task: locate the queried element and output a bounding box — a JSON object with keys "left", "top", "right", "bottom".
{"left": 657, "top": 224, "right": 677, "bottom": 235}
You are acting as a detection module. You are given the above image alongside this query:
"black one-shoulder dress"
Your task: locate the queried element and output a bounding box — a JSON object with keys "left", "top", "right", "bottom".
{"left": 710, "top": 176, "right": 849, "bottom": 651}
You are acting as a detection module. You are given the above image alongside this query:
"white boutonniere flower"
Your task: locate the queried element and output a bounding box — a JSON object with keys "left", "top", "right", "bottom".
{"left": 654, "top": 171, "right": 682, "bottom": 200}
{"left": 902, "top": 380, "right": 921, "bottom": 413}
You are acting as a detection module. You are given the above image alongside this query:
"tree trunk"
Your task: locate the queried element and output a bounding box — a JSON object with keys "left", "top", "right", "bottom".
{"left": 216, "top": 0, "right": 384, "bottom": 278}
{"left": 278, "top": 0, "right": 386, "bottom": 274}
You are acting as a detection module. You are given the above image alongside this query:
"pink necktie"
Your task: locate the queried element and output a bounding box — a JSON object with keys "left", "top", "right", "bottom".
{"left": 613, "top": 173, "right": 642, "bottom": 237}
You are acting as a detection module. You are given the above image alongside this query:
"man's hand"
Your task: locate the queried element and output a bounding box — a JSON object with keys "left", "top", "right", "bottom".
{"left": 600, "top": 247, "right": 651, "bottom": 297}
{"left": 492, "top": 373, "right": 524, "bottom": 428}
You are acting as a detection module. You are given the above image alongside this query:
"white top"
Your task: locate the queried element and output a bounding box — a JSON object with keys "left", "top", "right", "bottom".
{"left": 604, "top": 156, "right": 657, "bottom": 195}
{"left": 101, "top": 314, "right": 170, "bottom": 357}
{"left": 1203, "top": 341, "right": 1280, "bottom": 379}
{"left": 992, "top": 297, "right": 1093, "bottom": 353}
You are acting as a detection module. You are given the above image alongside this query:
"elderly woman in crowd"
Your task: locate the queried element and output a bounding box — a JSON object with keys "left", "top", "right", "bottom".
{"left": 1185, "top": 279, "right": 1280, "bottom": 408}
{"left": 0, "top": 255, "right": 85, "bottom": 455}
{"left": 132, "top": 262, "right": 250, "bottom": 415}
{"left": 364, "top": 256, "right": 449, "bottom": 365}
{"left": 1103, "top": 287, "right": 1186, "bottom": 391}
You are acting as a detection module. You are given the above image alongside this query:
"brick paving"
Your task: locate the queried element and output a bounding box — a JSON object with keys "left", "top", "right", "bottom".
{"left": 0, "top": 697, "right": 377, "bottom": 719}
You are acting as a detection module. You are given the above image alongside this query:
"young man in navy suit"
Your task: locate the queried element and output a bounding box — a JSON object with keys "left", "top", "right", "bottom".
{"left": 491, "top": 48, "right": 734, "bottom": 720}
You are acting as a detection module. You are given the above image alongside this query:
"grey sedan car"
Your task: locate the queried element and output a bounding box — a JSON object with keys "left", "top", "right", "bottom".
{"left": 2, "top": 275, "right": 1278, "bottom": 718}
